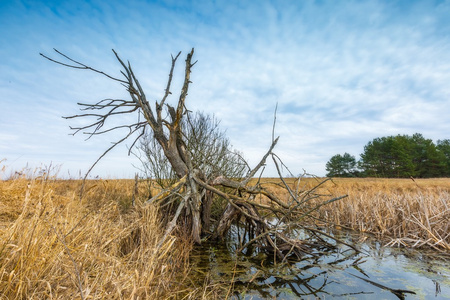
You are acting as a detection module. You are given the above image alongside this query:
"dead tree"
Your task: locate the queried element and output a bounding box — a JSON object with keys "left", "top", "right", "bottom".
{"left": 41, "top": 49, "right": 350, "bottom": 259}
{"left": 137, "top": 111, "right": 246, "bottom": 192}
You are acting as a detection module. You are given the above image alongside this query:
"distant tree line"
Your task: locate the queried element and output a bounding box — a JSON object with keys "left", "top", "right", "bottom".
{"left": 326, "top": 133, "right": 450, "bottom": 178}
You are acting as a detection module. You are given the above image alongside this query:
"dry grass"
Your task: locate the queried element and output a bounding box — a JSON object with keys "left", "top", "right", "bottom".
{"left": 262, "top": 177, "right": 450, "bottom": 252}
{"left": 0, "top": 172, "right": 209, "bottom": 299}
{"left": 329, "top": 178, "right": 449, "bottom": 251}
{"left": 1, "top": 167, "right": 448, "bottom": 299}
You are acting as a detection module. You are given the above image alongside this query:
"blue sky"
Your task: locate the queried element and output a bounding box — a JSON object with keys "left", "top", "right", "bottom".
{"left": 1, "top": 0, "right": 449, "bottom": 178}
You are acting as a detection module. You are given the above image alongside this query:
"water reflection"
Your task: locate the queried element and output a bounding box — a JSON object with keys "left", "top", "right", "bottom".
{"left": 190, "top": 228, "right": 450, "bottom": 299}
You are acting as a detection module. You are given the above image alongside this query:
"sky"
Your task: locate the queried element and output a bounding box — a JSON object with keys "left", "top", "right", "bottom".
{"left": 1, "top": 0, "right": 450, "bottom": 179}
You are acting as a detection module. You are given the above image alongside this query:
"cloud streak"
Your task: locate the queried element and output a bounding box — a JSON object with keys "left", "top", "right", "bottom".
{"left": 1, "top": 0, "right": 449, "bottom": 178}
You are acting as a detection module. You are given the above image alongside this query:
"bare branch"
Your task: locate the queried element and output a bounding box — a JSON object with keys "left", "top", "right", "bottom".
{"left": 272, "top": 102, "right": 278, "bottom": 143}
{"left": 79, "top": 126, "right": 141, "bottom": 197}
{"left": 156, "top": 198, "right": 186, "bottom": 250}
{"left": 243, "top": 137, "right": 279, "bottom": 185}
{"left": 271, "top": 154, "right": 298, "bottom": 204}
{"left": 146, "top": 175, "right": 188, "bottom": 204}
{"left": 175, "top": 48, "right": 195, "bottom": 128}
{"left": 43, "top": 48, "right": 353, "bottom": 263}
{"left": 159, "top": 51, "right": 181, "bottom": 112}
{"left": 40, "top": 49, "right": 128, "bottom": 83}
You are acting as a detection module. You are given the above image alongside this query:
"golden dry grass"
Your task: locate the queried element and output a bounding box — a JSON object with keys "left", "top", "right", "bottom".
{"left": 325, "top": 178, "right": 449, "bottom": 251}
{"left": 259, "top": 177, "right": 450, "bottom": 251}
{"left": 1, "top": 169, "right": 448, "bottom": 299}
{"left": 0, "top": 174, "right": 209, "bottom": 299}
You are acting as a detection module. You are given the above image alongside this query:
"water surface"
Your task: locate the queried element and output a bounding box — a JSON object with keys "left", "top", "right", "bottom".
{"left": 191, "top": 228, "right": 450, "bottom": 299}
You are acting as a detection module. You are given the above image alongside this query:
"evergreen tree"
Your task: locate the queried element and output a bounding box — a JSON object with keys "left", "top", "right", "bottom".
{"left": 359, "top": 136, "right": 413, "bottom": 177}
{"left": 437, "top": 139, "right": 450, "bottom": 176}
{"left": 410, "top": 134, "right": 445, "bottom": 177}
{"left": 359, "top": 133, "right": 447, "bottom": 178}
{"left": 325, "top": 153, "right": 357, "bottom": 177}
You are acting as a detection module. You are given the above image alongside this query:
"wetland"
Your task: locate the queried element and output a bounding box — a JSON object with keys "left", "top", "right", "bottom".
{"left": 191, "top": 226, "right": 450, "bottom": 299}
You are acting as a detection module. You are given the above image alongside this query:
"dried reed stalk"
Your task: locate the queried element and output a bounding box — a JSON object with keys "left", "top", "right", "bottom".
{"left": 0, "top": 173, "right": 213, "bottom": 299}
{"left": 294, "top": 177, "right": 450, "bottom": 251}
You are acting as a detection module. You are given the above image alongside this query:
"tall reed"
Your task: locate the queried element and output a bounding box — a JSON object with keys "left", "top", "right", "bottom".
{"left": 298, "top": 177, "right": 450, "bottom": 251}
{"left": 0, "top": 173, "right": 204, "bottom": 299}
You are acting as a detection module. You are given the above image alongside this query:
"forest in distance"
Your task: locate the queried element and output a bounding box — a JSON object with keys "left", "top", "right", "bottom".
{"left": 326, "top": 133, "right": 450, "bottom": 178}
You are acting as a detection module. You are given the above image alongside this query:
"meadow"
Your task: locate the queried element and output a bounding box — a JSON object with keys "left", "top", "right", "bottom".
{"left": 0, "top": 175, "right": 203, "bottom": 299}
{"left": 1, "top": 171, "right": 449, "bottom": 299}
{"left": 258, "top": 176, "right": 450, "bottom": 251}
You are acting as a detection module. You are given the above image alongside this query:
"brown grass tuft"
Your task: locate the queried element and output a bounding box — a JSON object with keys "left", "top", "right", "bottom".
{"left": 293, "top": 177, "right": 450, "bottom": 251}
{"left": 0, "top": 174, "right": 204, "bottom": 299}
{"left": 2, "top": 167, "right": 448, "bottom": 299}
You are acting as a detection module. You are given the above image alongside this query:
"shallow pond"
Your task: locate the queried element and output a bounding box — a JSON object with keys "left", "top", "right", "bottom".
{"left": 190, "top": 228, "right": 450, "bottom": 299}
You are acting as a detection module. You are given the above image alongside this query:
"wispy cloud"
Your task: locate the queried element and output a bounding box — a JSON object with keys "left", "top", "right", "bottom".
{"left": 1, "top": 0, "right": 449, "bottom": 177}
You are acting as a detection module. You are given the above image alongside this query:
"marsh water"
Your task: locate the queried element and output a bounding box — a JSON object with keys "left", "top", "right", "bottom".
{"left": 190, "top": 226, "right": 450, "bottom": 299}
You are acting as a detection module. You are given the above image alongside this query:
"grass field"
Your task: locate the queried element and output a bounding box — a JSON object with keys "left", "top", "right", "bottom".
{"left": 0, "top": 176, "right": 203, "bottom": 299}
{"left": 1, "top": 171, "right": 449, "bottom": 299}
{"left": 299, "top": 177, "right": 449, "bottom": 251}
{"left": 253, "top": 176, "right": 449, "bottom": 251}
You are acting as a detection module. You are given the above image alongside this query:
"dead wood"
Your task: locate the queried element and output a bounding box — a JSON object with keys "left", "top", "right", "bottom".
{"left": 42, "top": 48, "right": 352, "bottom": 259}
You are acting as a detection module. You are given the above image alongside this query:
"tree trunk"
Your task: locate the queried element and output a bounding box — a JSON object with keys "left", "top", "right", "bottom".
{"left": 188, "top": 177, "right": 202, "bottom": 244}
{"left": 201, "top": 190, "right": 213, "bottom": 233}
{"left": 42, "top": 48, "right": 354, "bottom": 258}
{"left": 213, "top": 203, "right": 239, "bottom": 240}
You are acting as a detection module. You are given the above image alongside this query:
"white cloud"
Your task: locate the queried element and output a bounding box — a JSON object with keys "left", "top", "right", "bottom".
{"left": 1, "top": 0, "right": 449, "bottom": 177}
